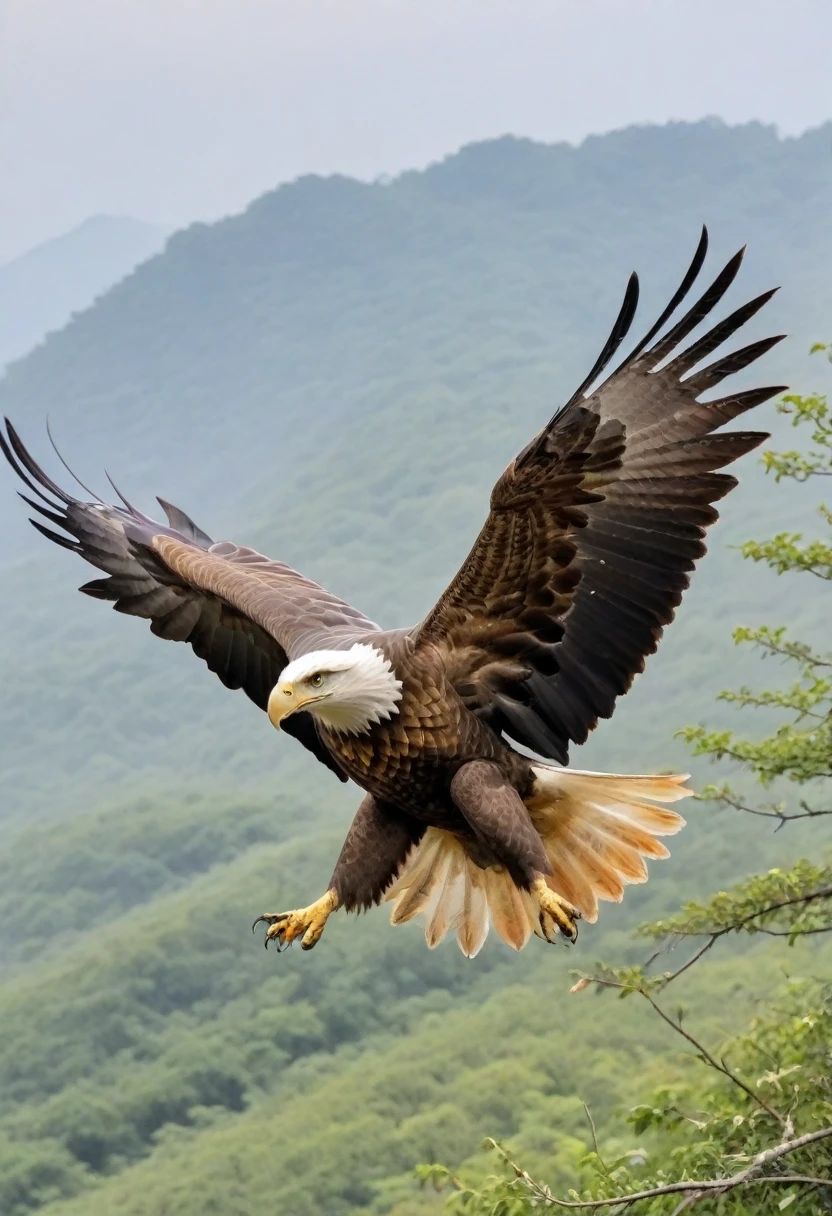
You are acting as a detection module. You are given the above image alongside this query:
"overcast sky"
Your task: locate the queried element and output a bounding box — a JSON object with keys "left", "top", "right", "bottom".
{"left": 2, "top": 0, "right": 831, "bottom": 262}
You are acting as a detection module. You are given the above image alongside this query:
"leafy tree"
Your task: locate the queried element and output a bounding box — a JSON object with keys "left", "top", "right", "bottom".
{"left": 424, "top": 349, "right": 832, "bottom": 1212}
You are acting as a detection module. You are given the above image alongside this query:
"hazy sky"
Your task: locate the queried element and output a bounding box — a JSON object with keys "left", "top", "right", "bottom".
{"left": 2, "top": 0, "right": 831, "bottom": 261}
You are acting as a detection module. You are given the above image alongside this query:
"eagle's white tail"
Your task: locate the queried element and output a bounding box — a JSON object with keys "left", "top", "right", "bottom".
{"left": 385, "top": 767, "right": 691, "bottom": 957}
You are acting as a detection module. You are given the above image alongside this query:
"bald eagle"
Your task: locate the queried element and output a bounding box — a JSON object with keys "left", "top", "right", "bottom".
{"left": 1, "top": 229, "right": 784, "bottom": 957}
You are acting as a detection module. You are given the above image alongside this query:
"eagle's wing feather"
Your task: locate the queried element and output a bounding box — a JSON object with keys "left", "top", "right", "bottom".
{"left": 1, "top": 419, "right": 379, "bottom": 780}
{"left": 414, "top": 229, "right": 786, "bottom": 763}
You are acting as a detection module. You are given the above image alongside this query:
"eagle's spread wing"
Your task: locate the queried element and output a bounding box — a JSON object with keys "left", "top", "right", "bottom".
{"left": 0, "top": 421, "right": 380, "bottom": 780}
{"left": 414, "top": 229, "right": 786, "bottom": 763}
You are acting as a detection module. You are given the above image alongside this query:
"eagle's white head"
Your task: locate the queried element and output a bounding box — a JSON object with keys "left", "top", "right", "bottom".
{"left": 267, "top": 643, "right": 403, "bottom": 736}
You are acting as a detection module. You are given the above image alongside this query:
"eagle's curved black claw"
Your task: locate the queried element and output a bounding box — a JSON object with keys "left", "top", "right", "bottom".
{"left": 252, "top": 911, "right": 285, "bottom": 949}
{"left": 539, "top": 911, "right": 578, "bottom": 946}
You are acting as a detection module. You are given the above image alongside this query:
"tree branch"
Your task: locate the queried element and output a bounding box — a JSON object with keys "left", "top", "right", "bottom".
{"left": 755, "top": 925, "right": 831, "bottom": 938}
{"left": 631, "top": 885, "right": 832, "bottom": 997}
{"left": 655, "top": 887, "right": 832, "bottom": 945}
{"left": 638, "top": 990, "right": 785, "bottom": 1126}
{"left": 577, "top": 971, "right": 785, "bottom": 1124}
{"left": 486, "top": 1126, "right": 832, "bottom": 1211}
{"left": 714, "top": 790, "right": 832, "bottom": 828}
{"left": 733, "top": 634, "right": 832, "bottom": 668}
{"left": 642, "top": 934, "right": 720, "bottom": 986}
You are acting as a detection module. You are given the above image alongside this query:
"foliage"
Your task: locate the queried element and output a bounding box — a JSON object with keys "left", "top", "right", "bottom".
{"left": 430, "top": 353, "right": 832, "bottom": 1211}
{"left": 422, "top": 984, "right": 832, "bottom": 1213}
{"left": 641, "top": 861, "right": 832, "bottom": 945}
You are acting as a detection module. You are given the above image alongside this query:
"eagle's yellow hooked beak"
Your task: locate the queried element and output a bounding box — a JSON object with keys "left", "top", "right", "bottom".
{"left": 268, "top": 682, "right": 307, "bottom": 730}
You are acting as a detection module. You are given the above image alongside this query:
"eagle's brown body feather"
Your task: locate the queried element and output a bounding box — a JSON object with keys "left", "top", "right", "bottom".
{"left": 320, "top": 635, "right": 534, "bottom": 822}
{"left": 0, "top": 228, "right": 786, "bottom": 954}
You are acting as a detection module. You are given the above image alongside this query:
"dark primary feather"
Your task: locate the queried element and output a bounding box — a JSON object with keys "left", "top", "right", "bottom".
{"left": 415, "top": 228, "right": 787, "bottom": 763}
{"left": 0, "top": 418, "right": 366, "bottom": 781}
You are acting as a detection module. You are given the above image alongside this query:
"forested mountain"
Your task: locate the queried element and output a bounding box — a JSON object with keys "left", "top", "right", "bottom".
{"left": 0, "top": 216, "right": 167, "bottom": 372}
{"left": 0, "top": 120, "right": 829, "bottom": 1216}
{"left": 1, "top": 119, "right": 830, "bottom": 828}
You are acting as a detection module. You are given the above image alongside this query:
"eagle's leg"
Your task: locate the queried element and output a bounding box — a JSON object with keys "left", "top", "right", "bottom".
{"left": 252, "top": 794, "right": 423, "bottom": 951}
{"left": 329, "top": 793, "right": 426, "bottom": 911}
{"left": 450, "top": 760, "right": 580, "bottom": 944}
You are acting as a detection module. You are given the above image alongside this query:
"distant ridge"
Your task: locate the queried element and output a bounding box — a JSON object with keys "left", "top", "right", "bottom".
{"left": 0, "top": 215, "right": 168, "bottom": 371}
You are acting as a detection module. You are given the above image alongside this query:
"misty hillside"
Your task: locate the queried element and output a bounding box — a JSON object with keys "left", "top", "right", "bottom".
{"left": 0, "top": 120, "right": 830, "bottom": 827}
{"left": 0, "top": 119, "right": 829, "bottom": 1216}
{"left": 0, "top": 216, "right": 168, "bottom": 372}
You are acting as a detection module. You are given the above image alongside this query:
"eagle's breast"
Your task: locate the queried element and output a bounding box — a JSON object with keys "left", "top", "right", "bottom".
{"left": 320, "top": 642, "right": 480, "bottom": 815}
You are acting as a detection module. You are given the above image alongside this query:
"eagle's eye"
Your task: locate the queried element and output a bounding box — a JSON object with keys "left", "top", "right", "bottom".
{"left": 309, "top": 673, "right": 325, "bottom": 688}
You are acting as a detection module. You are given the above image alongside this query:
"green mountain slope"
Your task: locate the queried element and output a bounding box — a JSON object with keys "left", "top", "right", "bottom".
{"left": 0, "top": 120, "right": 830, "bottom": 1216}
{"left": 31, "top": 952, "right": 805, "bottom": 1216}
{"left": 0, "top": 782, "right": 821, "bottom": 1216}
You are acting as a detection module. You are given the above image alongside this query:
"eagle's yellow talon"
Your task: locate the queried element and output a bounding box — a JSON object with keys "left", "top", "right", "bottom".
{"left": 254, "top": 890, "right": 339, "bottom": 953}
{"left": 532, "top": 877, "right": 580, "bottom": 944}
